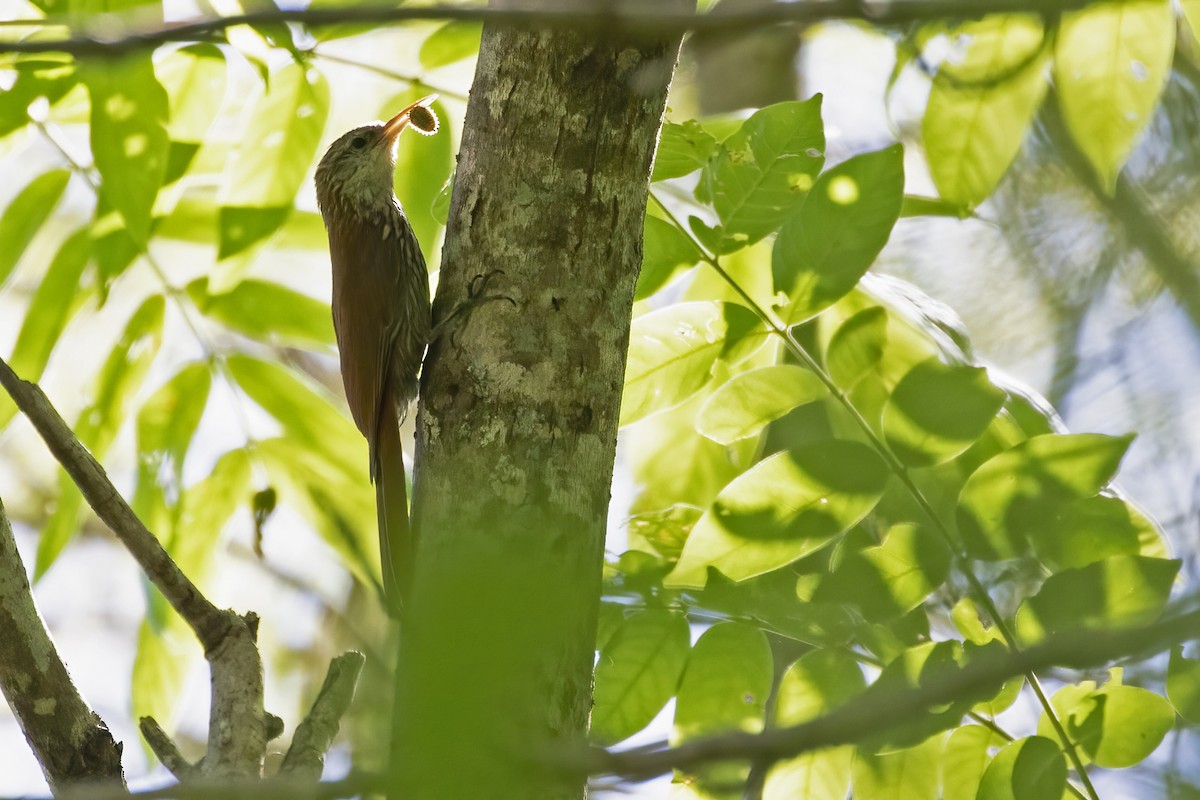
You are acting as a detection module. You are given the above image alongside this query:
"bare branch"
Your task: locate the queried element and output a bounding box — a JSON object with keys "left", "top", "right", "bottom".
{"left": 139, "top": 718, "right": 198, "bottom": 781}
{"left": 577, "top": 605, "right": 1200, "bottom": 780}
{"left": 43, "top": 771, "right": 384, "bottom": 800}
{"left": 280, "top": 652, "right": 366, "bottom": 780}
{"left": 1, "top": 0, "right": 1109, "bottom": 57}
{"left": 0, "top": 498, "right": 126, "bottom": 792}
{"left": 0, "top": 359, "right": 268, "bottom": 777}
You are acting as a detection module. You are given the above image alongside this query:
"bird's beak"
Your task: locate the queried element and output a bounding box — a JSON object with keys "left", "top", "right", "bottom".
{"left": 381, "top": 94, "right": 439, "bottom": 145}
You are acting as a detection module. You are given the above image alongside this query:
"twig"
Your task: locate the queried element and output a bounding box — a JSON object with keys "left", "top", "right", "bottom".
{"left": 280, "top": 652, "right": 367, "bottom": 780}
{"left": 577, "top": 605, "right": 1200, "bottom": 780}
{"left": 1, "top": 0, "right": 1113, "bottom": 57}
{"left": 0, "top": 499, "right": 126, "bottom": 791}
{"left": 139, "top": 718, "right": 199, "bottom": 781}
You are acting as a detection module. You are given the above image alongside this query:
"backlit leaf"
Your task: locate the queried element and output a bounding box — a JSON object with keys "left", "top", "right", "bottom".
{"left": 1029, "top": 494, "right": 1162, "bottom": 572}
{"left": 186, "top": 277, "right": 335, "bottom": 348}
{"left": 696, "top": 365, "right": 826, "bottom": 445}
{"left": 774, "top": 145, "right": 904, "bottom": 324}
{"left": 81, "top": 55, "right": 169, "bottom": 244}
{"left": 1015, "top": 555, "right": 1179, "bottom": 642}
{"left": 941, "top": 725, "right": 1007, "bottom": 800}
{"left": 636, "top": 214, "right": 699, "bottom": 300}
{"left": 666, "top": 440, "right": 889, "bottom": 587}
{"left": 1054, "top": 0, "right": 1174, "bottom": 192}
{"left": 0, "top": 169, "right": 71, "bottom": 289}
{"left": 696, "top": 97, "right": 825, "bottom": 253}
{"left": 592, "top": 609, "right": 690, "bottom": 745}
{"left": 621, "top": 301, "right": 765, "bottom": 426}
{"left": 956, "top": 433, "right": 1133, "bottom": 559}
{"left": 976, "top": 736, "right": 1065, "bottom": 800}
{"left": 883, "top": 359, "right": 1006, "bottom": 467}
{"left": 35, "top": 296, "right": 166, "bottom": 576}
{"left": 218, "top": 62, "right": 329, "bottom": 257}
{"left": 923, "top": 15, "right": 1048, "bottom": 207}
{"left": 852, "top": 735, "right": 941, "bottom": 800}
{"left": 826, "top": 306, "right": 887, "bottom": 390}
{"left": 1167, "top": 646, "right": 1200, "bottom": 724}
{"left": 814, "top": 523, "right": 951, "bottom": 622}
{"left": 653, "top": 120, "right": 719, "bottom": 182}
{"left": 1037, "top": 676, "right": 1175, "bottom": 767}
{"left": 419, "top": 21, "right": 482, "bottom": 68}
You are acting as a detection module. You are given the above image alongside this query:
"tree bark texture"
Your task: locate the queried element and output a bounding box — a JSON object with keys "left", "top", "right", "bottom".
{"left": 0, "top": 499, "right": 126, "bottom": 792}
{"left": 393, "top": 10, "right": 686, "bottom": 800}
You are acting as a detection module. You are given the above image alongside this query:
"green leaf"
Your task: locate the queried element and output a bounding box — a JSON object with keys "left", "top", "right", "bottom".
{"left": 674, "top": 622, "right": 772, "bottom": 741}
{"left": 774, "top": 145, "right": 905, "bottom": 324}
{"left": 81, "top": 55, "right": 169, "bottom": 244}
{"left": 1029, "top": 494, "right": 1162, "bottom": 572}
{"left": 899, "top": 195, "right": 972, "bottom": 219}
{"left": 225, "top": 354, "right": 365, "bottom": 477}
{"left": 419, "top": 21, "right": 482, "bottom": 68}
{"left": 923, "top": 15, "right": 1049, "bottom": 207}
{"left": 1184, "top": 0, "right": 1200, "bottom": 47}
{"left": 1054, "top": 0, "right": 1175, "bottom": 192}
{"left": 0, "top": 169, "right": 71, "bottom": 289}
{"left": 155, "top": 44, "right": 227, "bottom": 144}
{"left": 763, "top": 650, "right": 863, "bottom": 800}
{"left": 764, "top": 747, "right": 853, "bottom": 800}
{"left": 218, "top": 62, "right": 329, "bottom": 258}
{"left": 186, "top": 277, "right": 335, "bottom": 348}
{"left": 956, "top": 433, "right": 1134, "bottom": 559}
{"left": 1168, "top": 647, "right": 1200, "bottom": 724}
{"left": 255, "top": 437, "right": 378, "bottom": 589}
{"left": 1038, "top": 675, "right": 1175, "bottom": 767}
{"left": 0, "top": 57, "right": 77, "bottom": 140}
{"left": 976, "top": 736, "right": 1065, "bottom": 800}
{"left": 592, "top": 609, "right": 690, "bottom": 745}
{"left": 652, "top": 121, "right": 719, "bottom": 182}
{"left": 774, "top": 649, "right": 866, "bottom": 724}
{"left": 621, "top": 301, "right": 765, "bottom": 426}
{"left": 852, "top": 735, "right": 941, "bottom": 800}
{"left": 130, "top": 363, "right": 212, "bottom": 537}
{"left": 814, "top": 523, "right": 951, "bottom": 622}
{"left": 696, "top": 365, "right": 826, "bottom": 445}
{"left": 941, "top": 725, "right": 1007, "bottom": 800}
{"left": 1015, "top": 555, "right": 1179, "bottom": 642}
{"left": 696, "top": 97, "right": 825, "bottom": 253}
{"left": 666, "top": 440, "right": 890, "bottom": 588}
{"left": 826, "top": 306, "right": 888, "bottom": 391}
{"left": 383, "top": 89, "right": 453, "bottom": 260}
{"left": 635, "top": 214, "right": 699, "bottom": 301}
{"left": 35, "top": 296, "right": 166, "bottom": 576}
{"left": 0, "top": 226, "right": 93, "bottom": 432}
{"left": 883, "top": 359, "right": 1006, "bottom": 467}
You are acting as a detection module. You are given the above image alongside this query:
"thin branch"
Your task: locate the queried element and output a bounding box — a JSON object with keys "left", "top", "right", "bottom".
{"left": 139, "top": 718, "right": 199, "bottom": 781}
{"left": 0, "top": 360, "right": 268, "bottom": 777}
{"left": 578, "top": 606, "right": 1200, "bottom": 780}
{"left": 0, "top": 498, "right": 126, "bottom": 792}
{"left": 2, "top": 0, "right": 1110, "bottom": 57}
{"left": 280, "top": 652, "right": 366, "bottom": 780}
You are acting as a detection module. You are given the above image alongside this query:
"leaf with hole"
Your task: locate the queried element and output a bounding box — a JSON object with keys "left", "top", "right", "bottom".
{"left": 695, "top": 97, "right": 825, "bottom": 253}
{"left": 775, "top": 145, "right": 904, "bottom": 324}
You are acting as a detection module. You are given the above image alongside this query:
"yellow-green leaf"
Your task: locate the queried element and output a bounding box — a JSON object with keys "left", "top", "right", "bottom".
{"left": 1054, "top": 0, "right": 1174, "bottom": 192}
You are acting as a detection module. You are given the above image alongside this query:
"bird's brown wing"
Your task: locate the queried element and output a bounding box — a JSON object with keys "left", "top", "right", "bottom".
{"left": 329, "top": 213, "right": 404, "bottom": 466}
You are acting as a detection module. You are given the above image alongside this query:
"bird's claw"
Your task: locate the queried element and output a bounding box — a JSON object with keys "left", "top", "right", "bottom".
{"left": 432, "top": 271, "right": 516, "bottom": 348}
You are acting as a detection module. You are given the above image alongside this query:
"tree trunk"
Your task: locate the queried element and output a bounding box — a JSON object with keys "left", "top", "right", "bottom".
{"left": 391, "top": 8, "right": 686, "bottom": 799}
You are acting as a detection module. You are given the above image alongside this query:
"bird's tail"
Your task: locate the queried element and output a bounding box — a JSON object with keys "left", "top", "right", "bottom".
{"left": 374, "top": 407, "right": 410, "bottom": 618}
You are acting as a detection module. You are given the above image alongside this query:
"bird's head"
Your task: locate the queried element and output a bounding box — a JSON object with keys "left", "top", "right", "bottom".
{"left": 315, "top": 94, "right": 439, "bottom": 219}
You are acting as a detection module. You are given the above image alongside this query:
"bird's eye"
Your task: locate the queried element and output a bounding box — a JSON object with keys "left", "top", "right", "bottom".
{"left": 351, "top": 136, "right": 367, "bottom": 150}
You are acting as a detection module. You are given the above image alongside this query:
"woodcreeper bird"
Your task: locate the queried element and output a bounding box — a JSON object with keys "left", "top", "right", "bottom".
{"left": 314, "top": 96, "right": 439, "bottom": 616}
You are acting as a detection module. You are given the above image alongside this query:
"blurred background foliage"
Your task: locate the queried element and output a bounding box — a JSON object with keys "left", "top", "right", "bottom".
{"left": 1, "top": 0, "right": 1200, "bottom": 797}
